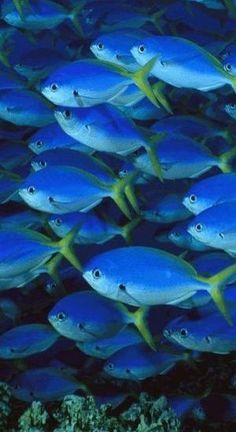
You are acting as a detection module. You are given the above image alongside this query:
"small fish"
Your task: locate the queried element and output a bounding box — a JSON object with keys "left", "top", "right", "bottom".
{"left": 0, "top": 324, "right": 59, "bottom": 359}
{"left": 130, "top": 35, "right": 236, "bottom": 92}
{"left": 14, "top": 48, "right": 67, "bottom": 82}
{"left": 168, "top": 220, "right": 211, "bottom": 251}
{"left": 163, "top": 299, "right": 236, "bottom": 354}
{"left": 134, "top": 134, "right": 236, "bottom": 180}
{"left": 103, "top": 343, "right": 189, "bottom": 380}
{"left": 1, "top": 0, "right": 82, "bottom": 32}
{"left": 142, "top": 193, "right": 191, "bottom": 223}
{"left": 90, "top": 29, "right": 151, "bottom": 72}
{"left": 0, "top": 209, "right": 46, "bottom": 230}
{"left": 48, "top": 212, "right": 140, "bottom": 245}
{"left": 183, "top": 173, "right": 236, "bottom": 215}
{"left": 0, "top": 89, "right": 54, "bottom": 127}
{"left": 0, "top": 225, "right": 82, "bottom": 290}
{"left": 222, "top": 54, "right": 236, "bottom": 76}
{"left": 187, "top": 202, "right": 236, "bottom": 256}
{"left": 76, "top": 327, "right": 143, "bottom": 359}
{"left": 11, "top": 367, "right": 88, "bottom": 402}
{"left": 48, "top": 290, "right": 155, "bottom": 349}
{"left": 224, "top": 102, "right": 236, "bottom": 119}
{"left": 28, "top": 123, "right": 91, "bottom": 155}
{"left": 54, "top": 104, "right": 163, "bottom": 178}
{"left": 40, "top": 58, "right": 169, "bottom": 112}
{"left": 18, "top": 165, "right": 138, "bottom": 219}
{"left": 83, "top": 246, "right": 236, "bottom": 323}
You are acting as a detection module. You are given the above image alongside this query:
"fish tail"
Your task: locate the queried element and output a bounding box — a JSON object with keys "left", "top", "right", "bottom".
{"left": 44, "top": 254, "right": 66, "bottom": 297}
{"left": 206, "top": 263, "right": 236, "bottom": 324}
{"left": 219, "top": 146, "right": 236, "bottom": 173}
{"left": 121, "top": 217, "right": 141, "bottom": 244}
{"left": 112, "top": 171, "right": 139, "bottom": 219}
{"left": 130, "top": 57, "right": 162, "bottom": 108}
{"left": 56, "top": 224, "right": 83, "bottom": 272}
{"left": 13, "top": 0, "right": 27, "bottom": 20}
{"left": 145, "top": 132, "right": 166, "bottom": 181}
{"left": 151, "top": 10, "right": 165, "bottom": 34}
{"left": 132, "top": 307, "right": 156, "bottom": 351}
{"left": 70, "top": 3, "right": 85, "bottom": 37}
{"left": 152, "top": 81, "right": 173, "bottom": 114}
{"left": 223, "top": 0, "right": 236, "bottom": 17}
{"left": 0, "top": 51, "right": 10, "bottom": 68}
{"left": 230, "top": 75, "right": 236, "bottom": 92}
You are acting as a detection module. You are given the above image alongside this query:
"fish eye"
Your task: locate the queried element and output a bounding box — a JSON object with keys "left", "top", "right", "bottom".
{"left": 27, "top": 186, "right": 36, "bottom": 195}
{"left": 51, "top": 83, "right": 58, "bottom": 92}
{"left": 138, "top": 44, "right": 146, "bottom": 54}
{"left": 46, "top": 282, "right": 57, "bottom": 294}
{"left": 36, "top": 140, "right": 43, "bottom": 148}
{"left": 107, "top": 363, "right": 114, "bottom": 370}
{"left": 180, "top": 328, "right": 188, "bottom": 337}
{"left": 97, "top": 42, "right": 104, "bottom": 50}
{"left": 95, "top": 345, "right": 101, "bottom": 351}
{"left": 39, "top": 160, "right": 47, "bottom": 168}
{"left": 224, "top": 63, "right": 232, "bottom": 72}
{"left": 205, "top": 336, "right": 212, "bottom": 344}
{"left": 92, "top": 268, "right": 102, "bottom": 279}
{"left": 219, "top": 232, "right": 224, "bottom": 239}
{"left": 56, "top": 311, "right": 67, "bottom": 321}
{"left": 195, "top": 223, "right": 203, "bottom": 232}
{"left": 63, "top": 109, "right": 71, "bottom": 120}
{"left": 78, "top": 323, "right": 84, "bottom": 330}
{"left": 189, "top": 194, "right": 197, "bottom": 203}
{"left": 126, "top": 368, "right": 131, "bottom": 374}
{"left": 55, "top": 218, "right": 62, "bottom": 226}
{"left": 48, "top": 196, "right": 54, "bottom": 203}
{"left": 73, "top": 90, "right": 79, "bottom": 97}
{"left": 119, "top": 283, "right": 126, "bottom": 291}
{"left": 230, "top": 103, "right": 236, "bottom": 109}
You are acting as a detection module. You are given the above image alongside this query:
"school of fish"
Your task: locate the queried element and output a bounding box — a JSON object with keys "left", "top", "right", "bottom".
{"left": 1, "top": 0, "right": 236, "bottom": 425}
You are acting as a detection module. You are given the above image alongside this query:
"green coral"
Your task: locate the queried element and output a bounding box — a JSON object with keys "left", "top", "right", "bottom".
{"left": 0, "top": 381, "right": 11, "bottom": 430}
{"left": 18, "top": 401, "right": 49, "bottom": 432}
{"left": 53, "top": 395, "right": 120, "bottom": 432}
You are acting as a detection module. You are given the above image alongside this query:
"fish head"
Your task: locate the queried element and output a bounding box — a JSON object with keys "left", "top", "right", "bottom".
{"left": 223, "top": 54, "right": 236, "bottom": 76}
{"left": 163, "top": 317, "right": 215, "bottom": 352}
{"left": 130, "top": 37, "right": 156, "bottom": 67}
{"left": 40, "top": 71, "right": 76, "bottom": 106}
{"left": 224, "top": 102, "right": 236, "bottom": 119}
{"left": 18, "top": 173, "right": 57, "bottom": 213}
{"left": 90, "top": 36, "right": 115, "bottom": 63}
{"left": 83, "top": 254, "right": 120, "bottom": 300}
{"left": 54, "top": 107, "right": 87, "bottom": 135}
{"left": 48, "top": 301, "right": 77, "bottom": 341}
{"left": 182, "top": 188, "right": 209, "bottom": 215}
{"left": 187, "top": 213, "right": 223, "bottom": 247}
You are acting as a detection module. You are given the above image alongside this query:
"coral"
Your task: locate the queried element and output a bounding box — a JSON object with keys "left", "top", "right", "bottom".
{"left": 0, "top": 381, "right": 11, "bottom": 430}
{"left": 121, "top": 393, "right": 181, "bottom": 432}
{"left": 18, "top": 401, "right": 49, "bottom": 432}
{"left": 52, "top": 395, "right": 120, "bottom": 432}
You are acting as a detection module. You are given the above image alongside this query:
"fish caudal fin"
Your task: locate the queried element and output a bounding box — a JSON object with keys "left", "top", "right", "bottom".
{"left": 223, "top": 0, "right": 236, "bottom": 17}
{"left": 132, "top": 307, "right": 156, "bottom": 351}
{"left": 121, "top": 217, "right": 142, "bottom": 244}
{"left": 55, "top": 224, "right": 83, "bottom": 272}
{"left": 207, "top": 263, "right": 236, "bottom": 324}
{"left": 131, "top": 58, "right": 164, "bottom": 109}
{"left": 219, "top": 146, "right": 236, "bottom": 173}
{"left": 146, "top": 132, "right": 166, "bottom": 181}
{"left": 112, "top": 171, "right": 139, "bottom": 219}
{"left": 70, "top": 4, "right": 85, "bottom": 37}
{"left": 152, "top": 81, "right": 173, "bottom": 114}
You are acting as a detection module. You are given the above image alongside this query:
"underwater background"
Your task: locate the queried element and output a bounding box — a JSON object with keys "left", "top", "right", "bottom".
{"left": 0, "top": 0, "right": 236, "bottom": 431}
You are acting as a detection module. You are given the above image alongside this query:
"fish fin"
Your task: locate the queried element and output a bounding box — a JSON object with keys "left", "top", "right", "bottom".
{"left": 128, "top": 57, "right": 169, "bottom": 110}
{"left": 145, "top": 132, "right": 166, "bottom": 181}
{"left": 112, "top": 172, "right": 139, "bottom": 219}
{"left": 219, "top": 146, "right": 236, "bottom": 173}
{"left": 53, "top": 224, "right": 83, "bottom": 272}
{"left": 44, "top": 254, "right": 66, "bottom": 297}
{"left": 152, "top": 81, "right": 173, "bottom": 114}
{"left": 223, "top": 0, "right": 236, "bottom": 17}
{"left": 121, "top": 217, "right": 141, "bottom": 244}
{"left": 151, "top": 10, "right": 165, "bottom": 34}
{"left": 13, "top": 0, "right": 27, "bottom": 20}
{"left": 0, "top": 51, "right": 10, "bottom": 68}
{"left": 204, "top": 264, "right": 236, "bottom": 324}
{"left": 131, "top": 307, "right": 156, "bottom": 351}
{"left": 70, "top": 3, "right": 86, "bottom": 37}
